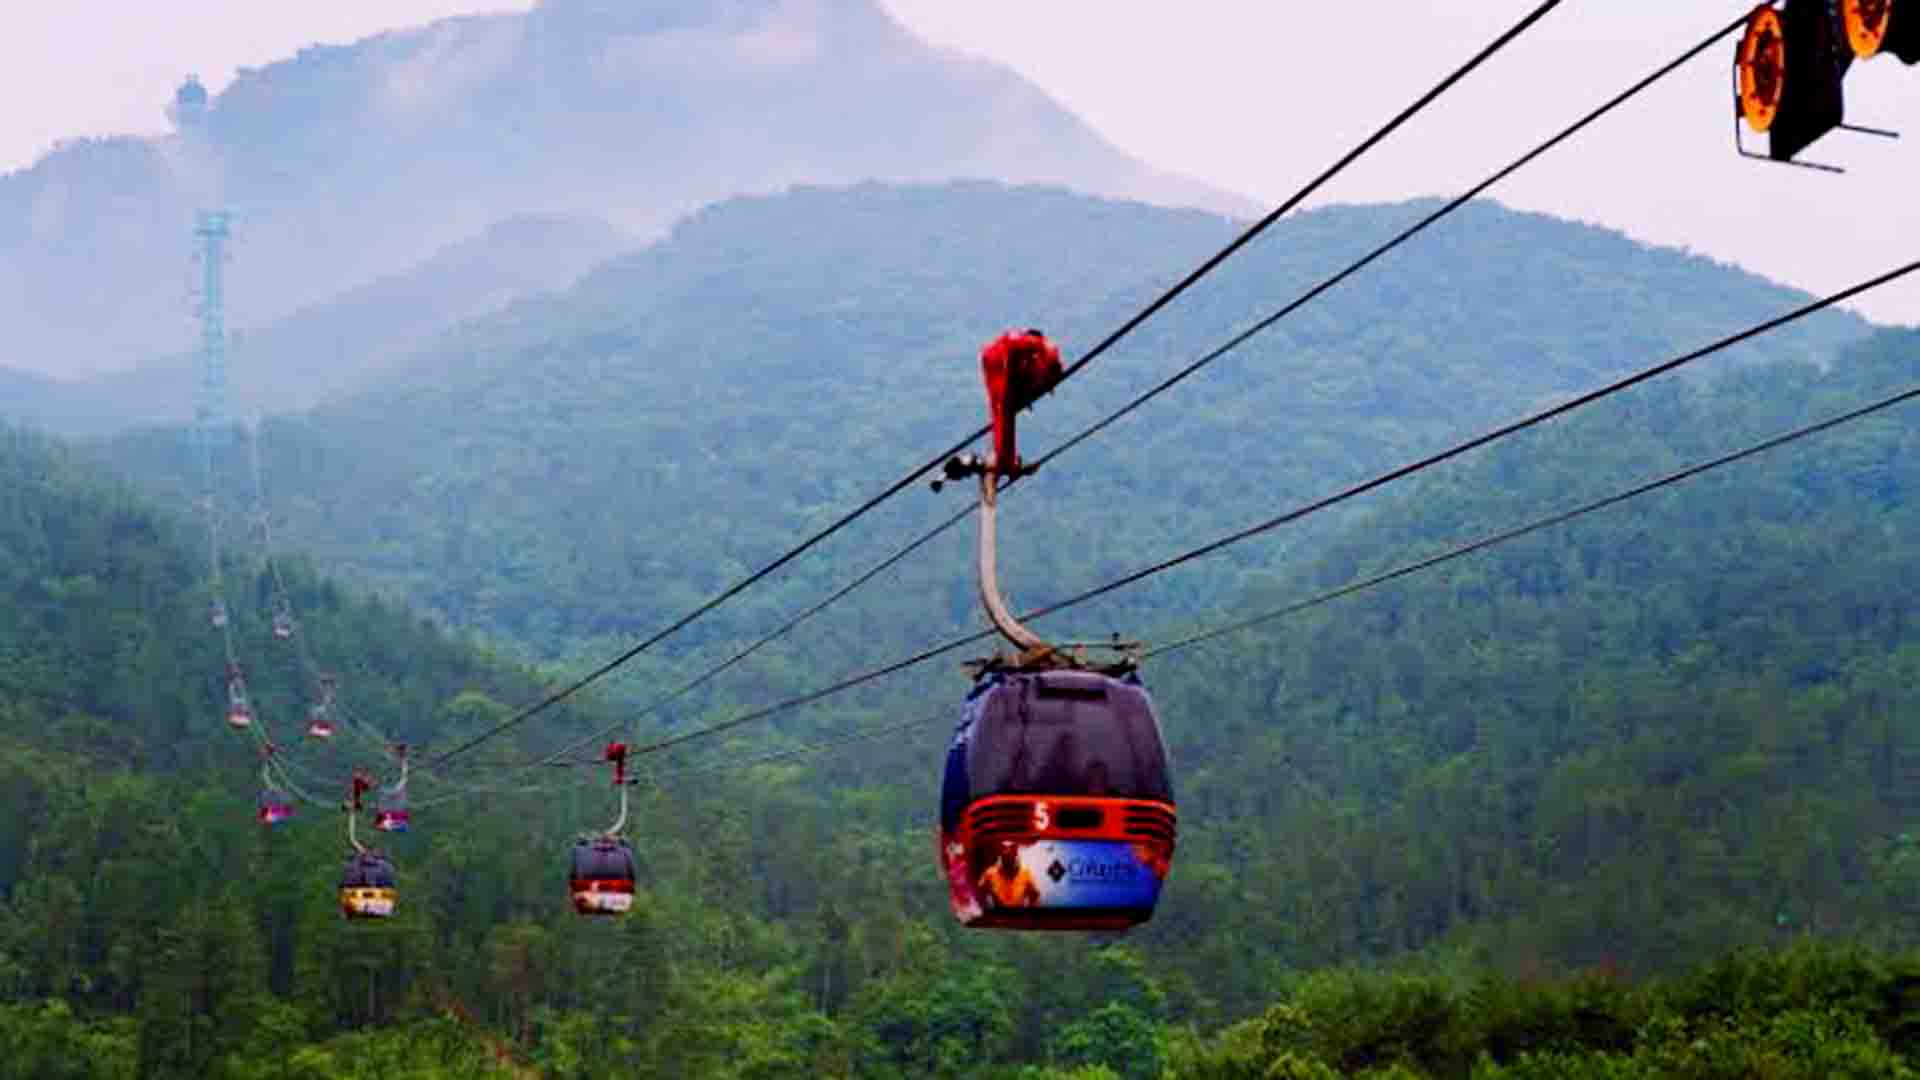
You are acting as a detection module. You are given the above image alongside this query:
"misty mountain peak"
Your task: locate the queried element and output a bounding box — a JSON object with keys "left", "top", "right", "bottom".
{"left": 528, "top": 0, "right": 902, "bottom": 45}
{"left": 535, "top": 0, "right": 792, "bottom": 34}
{"left": 0, "top": 0, "right": 1241, "bottom": 380}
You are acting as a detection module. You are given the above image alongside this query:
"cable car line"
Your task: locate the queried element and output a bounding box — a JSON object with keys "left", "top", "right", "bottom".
{"left": 226, "top": 420, "right": 410, "bottom": 817}
{"left": 482, "top": 8, "right": 1750, "bottom": 782}
{"left": 1144, "top": 382, "right": 1920, "bottom": 659}
{"left": 594, "top": 256, "right": 1920, "bottom": 766}
{"left": 643, "top": 711, "right": 944, "bottom": 786}
{"left": 1037, "top": 0, "right": 1564, "bottom": 404}
{"left": 244, "top": 420, "right": 394, "bottom": 762}
{"left": 1028, "top": 9, "right": 1751, "bottom": 473}
{"left": 582, "top": 382, "right": 1920, "bottom": 796}
{"left": 1004, "top": 256, "right": 1920, "bottom": 632}
{"left": 414, "top": 374, "right": 1920, "bottom": 802}
{"left": 464, "top": 503, "right": 979, "bottom": 787}
{"left": 421, "top": 2, "right": 1564, "bottom": 772}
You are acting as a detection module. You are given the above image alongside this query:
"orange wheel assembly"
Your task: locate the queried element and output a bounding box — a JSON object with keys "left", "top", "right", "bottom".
{"left": 1739, "top": 4, "right": 1788, "bottom": 132}
{"left": 1843, "top": 0, "right": 1892, "bottom": 57}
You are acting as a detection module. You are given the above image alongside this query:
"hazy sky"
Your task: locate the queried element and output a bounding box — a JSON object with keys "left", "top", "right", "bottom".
{"left": 3, "top": 0, "right": 1914, "bottom": 322}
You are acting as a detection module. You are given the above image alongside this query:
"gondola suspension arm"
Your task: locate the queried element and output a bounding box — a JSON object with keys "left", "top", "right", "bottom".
{"left": 347, "top": 771, "right": 371, "bottom": 854}
{"left": 936, "top": 330, "right": 1065, "bottom": 662}
{"left": 603, "top": 742, "right": 629, "bottom": 837}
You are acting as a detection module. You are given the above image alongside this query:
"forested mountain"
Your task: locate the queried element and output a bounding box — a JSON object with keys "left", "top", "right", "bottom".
{"left": 7, "top": 319, "right": 1920, "bottom": 1075}
{"left": 1, "top": 214, "right": 631, "bottom": 436}
{"left": 103, "top": 183, "right": 1869, "bottom": 703}
{"left": 0, "top": 0, "right": 1243, "bottom": 381}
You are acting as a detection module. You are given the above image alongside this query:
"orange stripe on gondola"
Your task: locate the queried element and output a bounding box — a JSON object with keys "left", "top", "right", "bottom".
{"left": 568, "top": 878, "right": 635, "bottom": 892}
{"left": 958, "top": 794, "right": 1177, "bottom": 857}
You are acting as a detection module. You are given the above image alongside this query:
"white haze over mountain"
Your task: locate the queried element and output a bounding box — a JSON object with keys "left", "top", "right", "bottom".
{"left": 0, "top": 0, "right": 1245, "bottom": 380}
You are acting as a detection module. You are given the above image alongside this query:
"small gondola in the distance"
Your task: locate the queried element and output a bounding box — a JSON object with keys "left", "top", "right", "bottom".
{"left": 257, "top": 748, "right": 293, "bottom": 826}
{"left": 373, "top": 745, "right": 411, "bottom": 833}
{"left": 569, "top": 743, "right": 637, "bottom": 916}
{"left": 339, "top": 771, "right": 398, "bottom": 920}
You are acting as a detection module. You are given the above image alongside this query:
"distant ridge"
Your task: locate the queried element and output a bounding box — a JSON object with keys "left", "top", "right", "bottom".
{"left": 100, "top": 183, "right": 1868, "bottom": 660}
{"left": 0, "top": 0, "right": 1249, "bottom": 380}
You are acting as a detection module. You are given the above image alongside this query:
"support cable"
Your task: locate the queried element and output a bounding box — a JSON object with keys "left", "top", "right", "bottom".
{"left": 421, "top": 1, "right": 1563, "bottom": 770}
{"left": 607, "top": 258, "right": 1920, "bottom": 763}
{"left": 485, "top": 8, "right": 1746, "bottom": 777}
{"left": 613, "top": 382, "right": 1920, "bottom": 789}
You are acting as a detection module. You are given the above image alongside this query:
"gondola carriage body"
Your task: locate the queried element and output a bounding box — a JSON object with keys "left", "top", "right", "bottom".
{"left": 224, "top": 668, "right": 252, "bottom": 730}
{"left": 569, "top": 837, "right": 637, "bottom": 916}
{"left": 338, "top": 851, "right": 398, "bottom": 919}
{"left": 256, "top": 789, "right": 293, "bottom": 826}
{"left": 374, "top": 746, "right": 411, "bottom": 832}
{"left": 933, "top": 329, "right": 1179, "bottom": 932}
{"left": 373, "top": 789, "right": 409, "bottom": 833}
{"left": 940, "top": 668, "right": 1176, "bottom": 931}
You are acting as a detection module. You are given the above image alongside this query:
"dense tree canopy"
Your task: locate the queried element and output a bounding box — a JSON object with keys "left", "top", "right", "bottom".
{"left": 3, "top": 184, "right": 1918, "bottom": 1074}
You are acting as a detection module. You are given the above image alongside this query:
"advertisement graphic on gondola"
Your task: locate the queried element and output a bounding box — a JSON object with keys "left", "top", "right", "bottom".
{"left": 943, "top": 831, "right": 1168, "bottom": 924}
{"left": 571, "top": 881, "right": 635, "bottom": 916}
{"left": 342, "top": 889, "right": 396, "bottom": 919}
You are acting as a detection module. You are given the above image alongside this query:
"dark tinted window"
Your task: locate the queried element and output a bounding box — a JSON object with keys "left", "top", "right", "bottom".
{"left": 964, "top": 671, "right": 1172, "bottom": 802}
{"left": 340, "top": 854, "right": 395, "bottom": 888}
{"left": 571, "top": 840, "right": 636, "bottom": 879}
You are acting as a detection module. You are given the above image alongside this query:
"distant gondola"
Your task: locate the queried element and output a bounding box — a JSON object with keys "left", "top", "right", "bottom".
{"left": 338, "top": 850, "right": 398, "bottom": 919}
{"left": 373, "top": 745, "right": 410, "bottom": 831}
{"left": 373, "top": 787, "right": 409, "bottom": 832}
{"left": 224, "top": 663, "right": 253, "bottom": 729}
{"left": 257, "top": 788, "right": 293, "bottom": 826}
{"left": 569, "top": 743, "right": 637, "bottom": 916}
{"left": 570, "top": 837, "right": 637, "bottom": 916}
{"left": 306, "top": 676, "right": 338, "bottom": 739}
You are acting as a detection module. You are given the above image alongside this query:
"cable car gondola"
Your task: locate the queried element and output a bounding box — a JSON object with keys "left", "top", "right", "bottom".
{"left": 571, "top": 837, "right": 637, "bottom": 916}
{"left": 257, "top": 789, "right": 293, "bottom": 825}
{"left": 340, "top": 775, "right": 398, "bottom": 919}
{"left": 306, "top": 675, "right": 337, "bottom": 739}
{"left": 933, "top": 330, "right": 1177, "bottom": 932}
{"left": 338, "top": 850, "right": 398, "bottom": 919}
{"left": 257, "top": 770, "right": 293, "bottom": 826}
{"left": 373, "top": 789, "right": 409, "bottom": 832}
{"left": 373, "top": 744, "right": 410, "bottom": 832}
{"left": 569, "top": 743, "right": 637, "bottom": 916}
{"left": 271, "top": 608, "right": 295, "bottom": 641}
{"left": 224, "top": 663, "right": 253, "bottom": 729}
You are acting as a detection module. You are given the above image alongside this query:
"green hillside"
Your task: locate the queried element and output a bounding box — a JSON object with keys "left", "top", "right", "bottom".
{"left": 9, "top": 185, "right": 1920, "bottom": 1076}
{"left": 1147, "top": 328, "right": 1920, "bottom": 983}
{"left": 103, "top": 183, "right": 1868, "bottom": 690}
